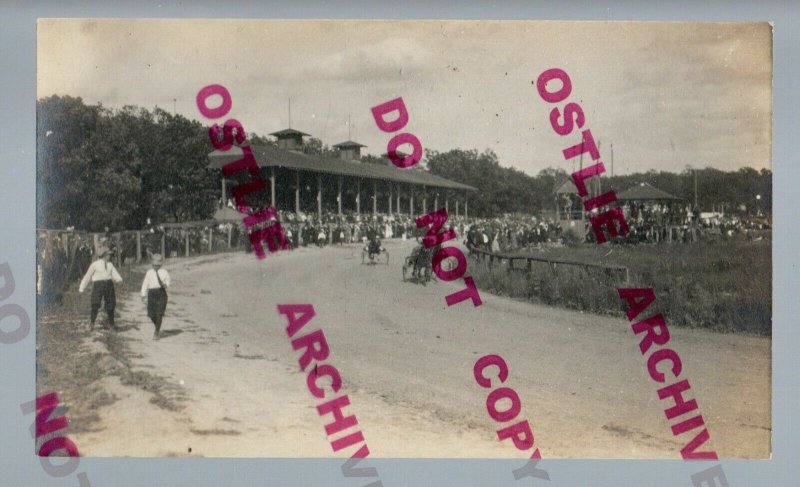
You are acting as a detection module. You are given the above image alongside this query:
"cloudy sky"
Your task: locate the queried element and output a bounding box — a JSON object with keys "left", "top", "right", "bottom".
{"left": 38, "top": 19, "right": 771, "bottom": 177}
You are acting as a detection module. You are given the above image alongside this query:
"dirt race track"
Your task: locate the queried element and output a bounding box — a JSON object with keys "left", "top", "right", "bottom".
{"left": 70, "top": 239, "right": 771, "bottom": 459}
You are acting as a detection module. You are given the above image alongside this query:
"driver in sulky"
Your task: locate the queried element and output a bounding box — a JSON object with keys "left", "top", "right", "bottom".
{"left": 408, "top": 238, "right": 425, "bottom": 278}
{"left": 362, "top": 231, "right": 389, "bottom": 265}
{"left": 366, "top": 234, "right": 384, "bottom": 256}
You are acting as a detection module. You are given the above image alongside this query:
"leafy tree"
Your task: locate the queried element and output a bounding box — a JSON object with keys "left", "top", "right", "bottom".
{"left": 37, "top": 96, "right": 772, "bottom": 229}
{"left": 361, "top": 154, "right": 387, "bottom": 165}
{"left": 248, "top": 132, "right": 276, "bottom": 147}
{"left": 37, "top": 95, "right": 103, "bottom": 229}
{"left": 37, "top": 96, "right": 219, "bottom": 231}
{"left": 425, "top": 148, "right": 540, "bottom": 217}
{"left": 303, "top": 137, "right": 339, "bottom": 159}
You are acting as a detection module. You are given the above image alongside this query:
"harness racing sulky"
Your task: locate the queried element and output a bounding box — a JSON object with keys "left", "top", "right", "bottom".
{"left": 361, "top": 237, "right": 389, "bottom": 265}
{"left": 402, "top": 243, "right": 437, "bottom": 284}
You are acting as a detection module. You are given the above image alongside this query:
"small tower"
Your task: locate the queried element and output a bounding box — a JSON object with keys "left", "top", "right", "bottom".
{"left": 332, "top": 140, "right": 367, "bottom": 161}
{"left": 381, "top": 150, "right": 409, "bottom": 166}
{"left": 270, "top": 128, "right": 310, "bottom": 151}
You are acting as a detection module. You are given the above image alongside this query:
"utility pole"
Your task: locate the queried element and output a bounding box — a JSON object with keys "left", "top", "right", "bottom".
{"left": 610, "top": 143, "right": 614, "bottom": 178}
{"left": 597, "top": 140, "right": 602, "bottom": 194}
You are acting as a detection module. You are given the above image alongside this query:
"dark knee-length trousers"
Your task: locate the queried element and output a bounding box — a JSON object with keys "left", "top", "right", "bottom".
{"left": 147, "top": 288, "right": 168, "bottom": 331}
{"left": 90, "top": 280, "right": 116, "bottom": 325}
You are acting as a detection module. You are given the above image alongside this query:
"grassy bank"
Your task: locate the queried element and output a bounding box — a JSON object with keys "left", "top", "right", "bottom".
{"left": 470, "top": 239, "right": 771, "bottom": 335}
{"left": 36, "top": 264, "right": 185, "bottom": 439}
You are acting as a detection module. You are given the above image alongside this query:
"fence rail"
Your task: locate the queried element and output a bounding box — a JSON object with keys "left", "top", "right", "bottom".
{"left": 36, "top": 223, "right": 250, "bottom": 301}
{"left": 469, "top": 247, "right": 630, "bottom": 284}
{"left": 38, "top": 223, "right": 244, "bottom": 265}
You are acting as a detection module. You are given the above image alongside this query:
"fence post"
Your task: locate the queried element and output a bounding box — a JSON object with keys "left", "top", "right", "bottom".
{"left": 185, "top": 230, "right": 190, "bottom": 257}
{"left": 208, "top": 227, "right": 213, "bottom": 252}
{"left": 161, "top": 232, "right": 166, "bottom": 259}
{"left": 136, "top": 231, "right": 141, "bottom": 262}
{"left": 227, "top": 225, "right": 232, "bottom": 249}
{"left": 527, "top": 259, "right": 532, "bottom": 272}
{"left": 115, "top": 233, "right": 121, "bottom": 267}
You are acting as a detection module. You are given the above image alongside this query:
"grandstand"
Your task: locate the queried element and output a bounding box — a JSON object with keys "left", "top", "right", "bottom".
{"left": 207, "top": 128, "right": 477, "bottom": 220}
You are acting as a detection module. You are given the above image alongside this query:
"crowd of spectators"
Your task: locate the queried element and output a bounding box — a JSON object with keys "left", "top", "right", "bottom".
{"left": 462, "top": 215, "right": 562, "bottom": 253}
{"left": 274, "top": 210, "right": 417, "bottom": 248}
{"left": 37, "top": 202, "right": 771, "bottom": 303}
{"left": 618, "top": 202, "right": 771, "bottom": 243}
{"left": 268, "top": 210, "right": 564, "bottom": 254}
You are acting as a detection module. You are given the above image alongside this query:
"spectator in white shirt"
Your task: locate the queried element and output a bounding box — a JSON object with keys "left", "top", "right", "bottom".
{"left": 140, "top": 253, "right": 170, "bottom": 340}
{"left": 79, "top": 246, "right": 122, "bottom": 330}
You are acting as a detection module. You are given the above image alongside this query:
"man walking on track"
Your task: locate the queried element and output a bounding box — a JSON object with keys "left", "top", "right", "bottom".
{"left": 79, "top": 246, "right": 123, "bottom": 331}
{"left": 141, "top": 253, "right": 170, "bottom": 340}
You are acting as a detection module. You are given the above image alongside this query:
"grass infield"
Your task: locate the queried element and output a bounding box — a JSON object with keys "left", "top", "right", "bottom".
{"left": 470, "top": 238, "right": 771, "bottom": 335}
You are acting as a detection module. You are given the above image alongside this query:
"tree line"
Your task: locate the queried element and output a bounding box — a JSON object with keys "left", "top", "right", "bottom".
{"left": 37, "top": 95, "right": 220, "bottom": 232}
{"left": 37, "top": 96, "right": 771, "bottom": 231}
{"left": 424, "top": 149, "right": 772, "bottom": 218}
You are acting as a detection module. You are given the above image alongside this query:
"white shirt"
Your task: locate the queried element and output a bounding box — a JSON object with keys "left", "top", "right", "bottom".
{"left": 141, "top": 268, "right": 171, "bottom": 297}
{"left": 79, "top": 259, "right": 123, "bottom": 292}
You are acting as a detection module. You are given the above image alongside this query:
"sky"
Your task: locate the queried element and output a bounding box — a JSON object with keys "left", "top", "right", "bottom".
{"left": 37, "top": 19, "right": 772, "bottom": 177}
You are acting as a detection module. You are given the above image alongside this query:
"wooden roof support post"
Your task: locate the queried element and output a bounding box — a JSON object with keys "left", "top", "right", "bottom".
{"left": 270, "top": 167, "right": 276, "bottom": 208}
{"left": 337, "top": 176, "right": 343, "bottom": 216}
{"left": 396, "top": 188, "right": 401, "bottom": 216}
{"left": 372, "top": 180, "right": 378, "bottom": 217}
{"left": 409, "top": 189, "right": 414, "bottom": 219}
{"left": 580, "top": 194, "right": 585, "bottom": 223}
{"left": 422, "top": 186, "right": 427, "bottom": 215}
{"left": 295, "top": 172, "right": 300, "bottom": 215}
{"left": 388, "top": 183, "right": 393, "bottom": 215}
{"left": 555, "top": 192, "right": 560, "bottom": 220}
{"left": 317, "top": 175, "right": 322, "bottom": 221}
{"left": 221, "top": 177, "right": 227, "bottom": 208}
{"left": 464, "top": 193, "right": 468, "bottom": 219}
{"left": 356, "top": 179, "right": 361, "bottom": 215}
{"left": 434, "top": 192, "right": 439, "bottom": 211}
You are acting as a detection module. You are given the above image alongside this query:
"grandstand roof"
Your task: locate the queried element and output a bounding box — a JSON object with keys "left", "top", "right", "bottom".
{"left": 207, "top": 145, "right": 478, "bottom": 191}
{"left": 617, "top": 182, "right": 681, "bottom": 201}
{"left": 269, "top": 128, "right": 310, "bottom": 137}
{"left": 212, "top": 207, "right": 243, "bottom": 222}
{"left": 332, "top": 140, "right": 367, "bottom": 148}
{"left": 554, "top": 178, "right": 579, "bottom": 194}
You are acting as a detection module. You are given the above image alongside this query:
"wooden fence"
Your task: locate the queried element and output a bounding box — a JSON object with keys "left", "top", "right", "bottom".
{"left": 38, "top": 223, "right": 245, "bottom": 266}
{"left": 469, "top": 247, "right": 630, "bottom": 285}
